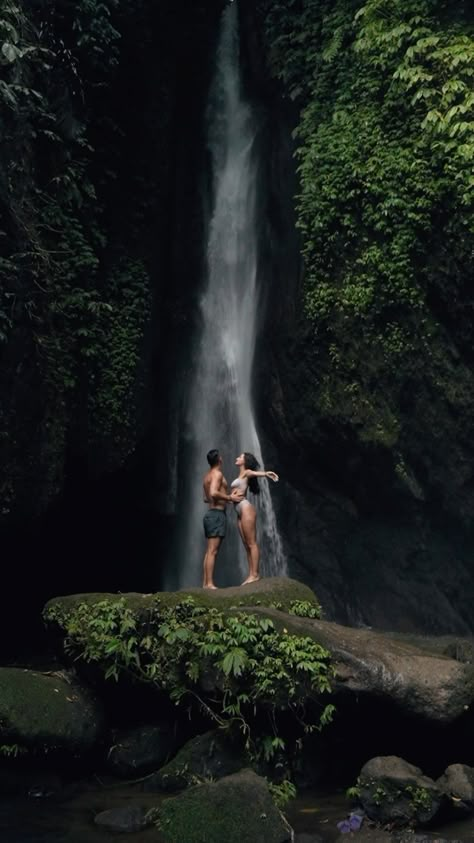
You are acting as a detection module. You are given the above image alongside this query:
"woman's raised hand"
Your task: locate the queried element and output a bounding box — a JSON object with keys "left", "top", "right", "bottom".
{"left": 266, "top": 471, "right": 279, "bottom": 482}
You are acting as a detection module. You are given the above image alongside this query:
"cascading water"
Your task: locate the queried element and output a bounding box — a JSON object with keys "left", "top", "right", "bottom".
{"left": 176, "top": 0, "right": 286, "bottom": 588}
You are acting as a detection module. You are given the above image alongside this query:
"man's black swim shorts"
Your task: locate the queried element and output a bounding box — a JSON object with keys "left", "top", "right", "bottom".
{"left": 203, "top": 509, "right": 226, "bottom": 538}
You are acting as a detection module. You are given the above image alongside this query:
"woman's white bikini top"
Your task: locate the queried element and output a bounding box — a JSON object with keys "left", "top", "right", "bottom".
{"left": 231, "top": 476, "right": 248, "bottom": 497}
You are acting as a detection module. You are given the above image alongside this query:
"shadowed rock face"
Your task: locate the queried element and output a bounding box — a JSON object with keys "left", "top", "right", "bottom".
{"left": 106, "top": 724, "right": 177, "bottom": 778}
{"left": 278, "top": 486, "right": 474, "bottom": 636}
{"left": 143, "top": 730, "right": 245, "bottom": 793}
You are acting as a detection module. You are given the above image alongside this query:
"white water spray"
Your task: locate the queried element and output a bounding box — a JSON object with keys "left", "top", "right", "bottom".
{"left": 177, "top": 2, "right": 286, "bottom": 587}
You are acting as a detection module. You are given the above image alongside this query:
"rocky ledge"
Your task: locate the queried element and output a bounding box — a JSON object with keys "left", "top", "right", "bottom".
{"left": 43, "top": 576, "right": 474, "bottom": 726}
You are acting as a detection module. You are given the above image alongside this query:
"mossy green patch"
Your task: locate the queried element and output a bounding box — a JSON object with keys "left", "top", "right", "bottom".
{"left": 43, "top": 577, "right": 320, "bottom": 630}
{"left": 0, "top": 667, "right": 103, "bottom": 754}
{"left": 157, "top": 769, "right": 291, "bottom": 843}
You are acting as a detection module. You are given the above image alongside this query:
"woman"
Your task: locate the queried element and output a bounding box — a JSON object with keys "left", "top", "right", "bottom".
{"left": 230, "top": 452, "right": 279, "bottom": 585}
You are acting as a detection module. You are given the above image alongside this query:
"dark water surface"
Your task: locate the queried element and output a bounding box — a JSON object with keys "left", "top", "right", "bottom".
{"left": 0, "top": 784, "right": 163, "bottom": 843}
{"left": 2, "top": 784, "right": 474, "bottom": 842}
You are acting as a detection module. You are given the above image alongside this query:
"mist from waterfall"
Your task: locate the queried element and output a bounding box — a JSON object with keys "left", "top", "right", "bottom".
{"left": 175, "top": 1, "right": 286, "bottom": 588}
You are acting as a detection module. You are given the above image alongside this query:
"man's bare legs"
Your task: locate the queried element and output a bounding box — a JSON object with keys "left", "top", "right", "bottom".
{"left": 238, "top": 507, "right": 260, "bottom": 585}
{"left": 203, "top": 536, "right": 221, "bottom": 589}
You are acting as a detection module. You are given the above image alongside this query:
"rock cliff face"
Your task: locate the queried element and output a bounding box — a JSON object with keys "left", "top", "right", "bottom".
{"left": 237, "top": 0, "right": 474, "bottom": 634}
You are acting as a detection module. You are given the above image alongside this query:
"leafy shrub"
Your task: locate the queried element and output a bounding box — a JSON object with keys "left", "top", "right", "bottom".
{"left": 44, "top": 597, "right": 335, "bottom": 762}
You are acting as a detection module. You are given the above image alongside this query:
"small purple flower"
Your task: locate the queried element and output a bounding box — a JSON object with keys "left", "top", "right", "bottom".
{"left": 336, "top": 812, "right": 364, "bottom": 833}
{"left": 337, "top": 819, "right": 351, "bottom": 833}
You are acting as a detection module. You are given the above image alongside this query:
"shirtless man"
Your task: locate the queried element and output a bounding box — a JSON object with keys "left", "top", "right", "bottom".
{"left": 202, "top": 448, "right": 241, "bottom": 589}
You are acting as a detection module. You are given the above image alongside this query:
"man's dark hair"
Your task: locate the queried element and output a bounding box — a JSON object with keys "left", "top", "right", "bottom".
{"left": 207, "top": 449, "right": 220, "bottom": 467}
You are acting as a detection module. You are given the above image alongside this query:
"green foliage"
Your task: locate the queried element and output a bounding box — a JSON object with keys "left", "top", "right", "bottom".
{"left": 259, "top": 0, "right": 474, "bottom": 481}
{"left": 267, "top": 778, "right": 297, "bottom": 809}
{"left": 405, "top": 784, "right": 432, "bottom": 811}
{"left": 346, "top": 782, "right": 361, "bottom": 801}
{"left": 288, "top": 599, "right": 321, "bottom": 619}
{"left": 0, "top": 0, "right": 161, "bottom": 517}
{"left": 373, "top": 784, "right": 388, "bottom": 805}
{"left": 355, "top": 0, "right": 474, "bottom": 203}
{"left": 0, "top": 743, "right": 27, "bottom": 758}
{"left": 44, "top": 597, "right": 335, "bottom": 763}
{"left": 70, "top": 0, "right": 121, "bottom": 78}
{"left": 356, "top": 778, "right": 433, "bottom": 814}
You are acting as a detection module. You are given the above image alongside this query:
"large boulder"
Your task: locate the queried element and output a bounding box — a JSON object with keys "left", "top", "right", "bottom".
{"left": 157, "top": 769, "right": 292, "bottom": 843}
{"left": 42, "top": 580, "right": 474, "bottom": 728}
{"left": 247, "top": 609, "right": 474, "bottom": 724}
{"left": 358, "top": 756, "right": 442, "bottom": 826}
{"left": 0, "top": 667, "right": 103, "bottom": 754}
{"left": 143, "top": 730, "right": 245, "bottom": 792}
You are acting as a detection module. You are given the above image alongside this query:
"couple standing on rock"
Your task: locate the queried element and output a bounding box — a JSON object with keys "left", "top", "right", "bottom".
{"left": 202, "top": 448, "right": 279, "bottom": 589}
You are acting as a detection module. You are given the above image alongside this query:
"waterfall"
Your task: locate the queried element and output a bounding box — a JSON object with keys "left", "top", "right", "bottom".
{"left": 175, "top": 1, "right": 286, "bottom": 588}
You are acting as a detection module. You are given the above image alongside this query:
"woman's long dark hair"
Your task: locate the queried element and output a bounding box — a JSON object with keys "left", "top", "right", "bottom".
{"left": 244, "top": 452, "right": 260, "bottom": 495}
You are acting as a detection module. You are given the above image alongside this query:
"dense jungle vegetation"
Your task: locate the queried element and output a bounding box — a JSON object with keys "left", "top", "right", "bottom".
{"left": 259, "top": 0, "right": 474, "bottom": 517}
{"left": 0, "top": 0, "right": 224, "bottom": 524}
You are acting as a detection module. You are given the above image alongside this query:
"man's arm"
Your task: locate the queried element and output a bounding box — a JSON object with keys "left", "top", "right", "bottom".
{"left": 209, "top": 471, "right": 233, "bottom": 504}
{"left": 209, "top": 472, "right": 243, "bottom": 504}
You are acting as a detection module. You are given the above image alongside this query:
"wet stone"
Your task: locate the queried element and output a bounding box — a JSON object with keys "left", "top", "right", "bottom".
{"left": 94, "top": 804, "right": 153, "bottom": 833}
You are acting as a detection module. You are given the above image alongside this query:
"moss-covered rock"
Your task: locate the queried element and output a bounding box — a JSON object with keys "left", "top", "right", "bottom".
{"left": 358, "top": 756, "right": 442, "bottom": 827}
{"left": 0, "top": 667, "right": 103, "bottom": 754}
{"left": 157, "top": 768, "right": 292, "bottom": 843}
{"left": 42, "top": 581, "right": 474, "bottom": 727}
{"left": 144, "top": 730, "right": 245, "bottom": 792}
{"left": 43, "top": 576, "right": 320, "bottom": 633}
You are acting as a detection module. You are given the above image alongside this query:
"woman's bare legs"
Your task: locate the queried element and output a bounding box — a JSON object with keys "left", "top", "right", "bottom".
{"left": 238, "top": 505, "right": 260, "bottom": 584}
{"left": 237, "top": 518, "right": 252, "bottom": 571}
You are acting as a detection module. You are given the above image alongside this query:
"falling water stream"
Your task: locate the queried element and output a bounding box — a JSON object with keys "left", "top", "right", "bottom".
{"left": 176, "top": 1, "right": 286, "bottom": 587}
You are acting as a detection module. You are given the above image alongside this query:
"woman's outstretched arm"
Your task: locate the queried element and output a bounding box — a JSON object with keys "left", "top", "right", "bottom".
{"left": 244, "top": 469, "right": 279, "bottom": 482}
